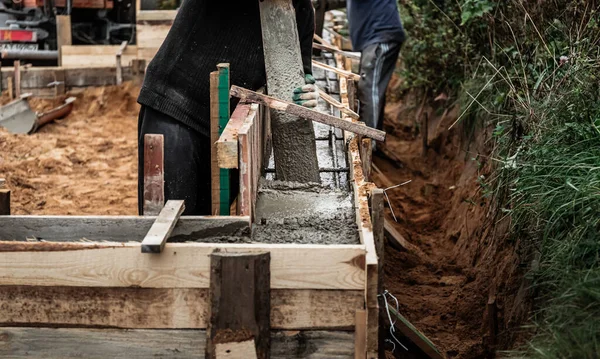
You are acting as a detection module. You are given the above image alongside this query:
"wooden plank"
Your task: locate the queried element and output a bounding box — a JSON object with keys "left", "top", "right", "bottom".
{"left": 210, "top": 71, "right": 220, "bottom": 215}
{"left": 56, "top": 15, "right": 72, "bottom": 67}
{"left": 0, "top": 216, "right": 249, "bottom": 242}
{"left": 206, "top": 252, "right": 270, "bottom": 359}
{"left": 259, "top": 0, "right": 320, "bottom": 183}
{"left": 136, "top": 24, "right": 171, "bottom": 48}
{"left": 141, "top": 200, "right": 185, "bottom": 253}
{"left": 7, "top": 77, "right": 13, "bottom": 99}
{"left": 313, "top": 42, "right": 361, "bottom": 60}
{"left": 0, "top": 287, "right": 363, "bottom": 329}
{"left": 136, "top": 10, "right": 178, "bottom": 21}
{"left": 0, "top": 189, "right": 10, "bottom": 215}
{"left": 13, "top": 61, "right": 20, "bottom": 98}
{"left": 115, "top": 41, "right": 128, "bottom": 85}
{"left": 361, "top": 138, "right": 373, "bottom": 182}
{"left": 216, "top": 104, "right": 251, "bottom": 169}
{"left": 143, "top": 134, "right": 164, "bottom": 216}
{"left": 354, "top": 309, "right": 366, "bottom": 359}
{"left": 0, "top": 242, "right": 366, "bottom": 290}
{"left": 215, "top": 341, "right": 257, "bottom": 359}
{"left": 384, "top": 219, "right": 419, "bottom": 253}
{"left": 371, "top": 188, "right": 386, "bottom": 358}
{"left": 0, "top": 329, "right": 354, "bottom": 359}
{"left": 61, "top": 45, "right": 137, "bottom": 68}
{"left": 388, "top": 307, "right": 444, "bottom": 359}
{"left": 217, "top": 64, "right": 231, "bottom": 215}
{"left": 318, "top": 89, "right": 359, "bottom": 119}
{"left": 230, "top": 86, "right": 386, "bottom": 142}
{"left": 313, "top": 60, "right": 360, "bottom": 81}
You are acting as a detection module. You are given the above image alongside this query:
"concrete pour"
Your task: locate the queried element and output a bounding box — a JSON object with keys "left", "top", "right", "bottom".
{"left": 251, "top": 179, "right": 359, "bottom": 245}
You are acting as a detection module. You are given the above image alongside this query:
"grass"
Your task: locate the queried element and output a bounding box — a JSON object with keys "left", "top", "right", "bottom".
{"left": 397, "top": 0, "right": 600, "bottom": 357}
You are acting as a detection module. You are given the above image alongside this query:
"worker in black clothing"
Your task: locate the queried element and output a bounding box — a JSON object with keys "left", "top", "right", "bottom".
{"left": 137, "top": 0, "right": 319, "bottom": 215}
{"left": 347, "top": 0, "right": 405, "bottom": 134}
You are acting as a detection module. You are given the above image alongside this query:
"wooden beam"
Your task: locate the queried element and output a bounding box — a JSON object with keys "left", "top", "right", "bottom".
{"left": 216, "top": 104, "right": 251, "bottom": 169}
{"left": 0, "top": 242, "right": 366, "bottom": 290}
{"left": 0, "top": 286, "right": 362, "bottom": 329}
{"left": 141, "top": 200, "right": 185, "bottom": 253}
{"left": 371, "top": 188, "right": 386, "bottom": 358}
{"left": 0, "top": 189, "right": 10, "bottom": 215}
{"left": 384, "top": 219, "right": 419, "bottom": 253}
{"left": 0, "top": 328, "right": 355, "bottom": 359}
{"left": 210, "top": 71, "right": 220, "bottom": 215}
{"left": 56, "top": 15, "right": 72, "bottom": 67}
{"left": 0, "top": 216, "right": 249, "bottom": 242}
{"left": 361, "top": 138, "right": 373, "bottom": 182}
{"left": 143, "top": 134, "right": 164, "bottom": 216}
{"left": 115, "top": 41, "right": 128, "bottom": 85}
{"left": 354, "top": 309, "right": 367, "bottom": 359}
{"left": 206, "top": 252, "right": 270, "bottom": 359}
{"left": 388, "top": 307, "right": 444, "bottom": 359}
{"left": 318, "top": 89, "right": 359, "bottom": 119}
{"left": 313, "top": 42, "right": 361, "bottom": 60}
{"left": 312, "top": 60, "right": 360, "bottom": 81}
{"left": 61, "top": 45, "right": 138, "bottom": 68}
{"left": 13, "top": 61, "right": 20, "bottom": 98}
{"left": 230, "top": 86, "right": 386, "bottom": 142}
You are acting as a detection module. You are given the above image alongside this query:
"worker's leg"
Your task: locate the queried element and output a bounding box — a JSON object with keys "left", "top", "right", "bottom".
{"left": 358, "top": 42, "right": 402, "bottom": 130}
{"left": 137, "top": 105, "right": 212, "bottom": 215}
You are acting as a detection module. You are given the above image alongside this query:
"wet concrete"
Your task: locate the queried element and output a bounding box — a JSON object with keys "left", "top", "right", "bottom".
{"left": 251, "top": 179, "right": 359, "bottom": 244}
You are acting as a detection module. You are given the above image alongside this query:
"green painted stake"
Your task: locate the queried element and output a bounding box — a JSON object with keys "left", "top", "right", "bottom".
{"left": 217, "top": 64, "right": 230, "bottom": 215}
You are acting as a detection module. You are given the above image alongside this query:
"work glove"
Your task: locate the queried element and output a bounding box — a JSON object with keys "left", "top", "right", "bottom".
{"left": 292, "top": 74, "right": 319, "bottom": 109}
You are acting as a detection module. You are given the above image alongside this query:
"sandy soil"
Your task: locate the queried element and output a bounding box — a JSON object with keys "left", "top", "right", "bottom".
{"left": 0, "top": 83, "right": 140, "bottom": 215}
{"left": 377, "top": 79, "right": 527, "bottom": 358}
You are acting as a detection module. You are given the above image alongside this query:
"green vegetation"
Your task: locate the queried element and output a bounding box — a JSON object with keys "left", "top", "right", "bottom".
{"left": 397, "top": 0, "right": 600, "bottom": 357}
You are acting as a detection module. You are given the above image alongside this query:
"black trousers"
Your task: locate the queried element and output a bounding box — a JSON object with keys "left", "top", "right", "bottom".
{"left": 358, "top": 42, "right": 402, "bottom": 131}
{"left": 137, "top": 106, "right": 212, "bottom": 215}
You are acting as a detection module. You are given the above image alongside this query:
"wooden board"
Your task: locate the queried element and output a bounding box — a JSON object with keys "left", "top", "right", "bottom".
{"left": 56, "top": 16, "right": 72, "bottom": 67}
{"left": 0, "top": 215, "right": 249, "bottom": 242}
{"left": 210, "top": 71, "right": 220, "bottom": 215}
{"left": 230, "top": 86, "right": 386, "bottom": 142}
{"left": 0, "top": 328, "right": 354, "bottom": 359}
{"left": 216, "top": 104, "right": 251, "bottom": 169}
{"left": 0, "top": 242, "right": 366, "bottom": 290}
{"left": 143, "top": 134, "right": 165, "bottom": 216}
{"left": 61, "top": 45, "right": 137, "bottom": 68}
{"left": 141, "top": 200, "right": 185, "bottom": 253}
{"left": 136, "top": 24, "right": 171, "bottom": 49}
{"left": 136, "top": 10, "right": 178, "bottom": 21}
{"left": 206, "top": 253, "right": 270, "bottom": 359}
{"left": 0, "top": 286, "right": 363, "bottom": 329}
{"left": 238, "top": 104, "right": 262, "bottom": 220}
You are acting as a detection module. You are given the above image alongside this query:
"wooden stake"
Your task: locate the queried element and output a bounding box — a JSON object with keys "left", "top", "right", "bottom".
{"left": 143, "top": 134, "right": 165, "bottom": 216}
{"left": 56, "top": 15, "right": 72, "bottom": 67}
{"left": 312, "top": 60, "right": 361, "bottom": 81}
{"left": 217, "top": 64, "right": 231, "bottom": 215}
{"left": 13, "top": 61, "right": 20, "bottom": 98}
{"left": 354, "top": 309, "right": 367, "bottom": 359}
{"left": 230, "top": 85, "right": 386, "bottom": 142}
{"left": 206, "top": 252, "right": 271, "bottom": 359}
{"left": 371, "top": 188, "right": 386, "bottom": 358}
{"left": 141, "top": 200, "right": 185, "bottom": 254}
{"left": 361, "top": 138, "right": 373, "bottom": 182}
{"left": 0, "top": 188, "right": 10, "bottom": 216}
{"left": 318, "top": 89, "right": 359, "bottom": 119}
{"left": 115, "top": 41, "right": 128, "bottom": 86}
{"left": 7, "top": 77, "right": 13, "bottom": 100}
{"left": 210, "top": 71, "right": 220, "bottom": 215}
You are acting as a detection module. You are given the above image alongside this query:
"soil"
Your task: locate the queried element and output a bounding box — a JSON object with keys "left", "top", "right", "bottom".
{"left": 0, "top": 83, "right": 140, "bottom": 215}
{"left": 377, "top": 79, "right": 529, "bottom": 358}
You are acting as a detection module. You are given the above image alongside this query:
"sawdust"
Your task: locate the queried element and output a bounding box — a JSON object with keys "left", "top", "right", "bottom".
{"left": 377, "top": 84, "right": 526, "bottom": 358}
{"left": 0, "top": 83, "right": 140, "bottom": 215}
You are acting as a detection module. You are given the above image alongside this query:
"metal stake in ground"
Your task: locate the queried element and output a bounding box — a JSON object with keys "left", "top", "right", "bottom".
{"left": 259, "top": 0, "right": 320, "bottom": 183}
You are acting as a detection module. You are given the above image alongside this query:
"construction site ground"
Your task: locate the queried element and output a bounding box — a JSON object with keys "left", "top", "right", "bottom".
{"left": 0, "top": 77, "right": 522, "bottom": 358}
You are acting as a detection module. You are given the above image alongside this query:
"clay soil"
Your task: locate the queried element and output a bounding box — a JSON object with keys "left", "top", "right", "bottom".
{"left": 377, "top": 80, "right": 528, "bottom": 358}
{"left": 0, "top": 83, "right": 140, "bottom": 215}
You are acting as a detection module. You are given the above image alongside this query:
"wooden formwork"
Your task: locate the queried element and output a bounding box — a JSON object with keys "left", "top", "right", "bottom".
{"left": 0, "top": 11, "right": 385, "bottom": 359}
